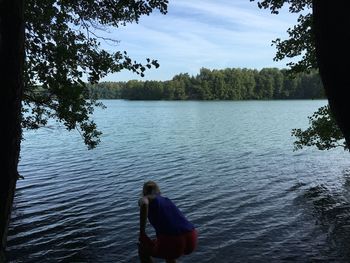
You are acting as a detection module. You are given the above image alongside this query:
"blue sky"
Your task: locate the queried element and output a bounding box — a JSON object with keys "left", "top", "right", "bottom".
{"left": 100, "top": 0, "right": 303, "bottom": 82}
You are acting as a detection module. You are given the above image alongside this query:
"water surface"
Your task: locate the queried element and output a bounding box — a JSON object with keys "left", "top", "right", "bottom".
{"left": 7, "top": 100, "right": 350, "bottom": 262}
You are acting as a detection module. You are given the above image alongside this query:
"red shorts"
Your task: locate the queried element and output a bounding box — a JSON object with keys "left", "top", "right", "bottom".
{"left": 139, "top": 229, "right": 198, "bottom": 259}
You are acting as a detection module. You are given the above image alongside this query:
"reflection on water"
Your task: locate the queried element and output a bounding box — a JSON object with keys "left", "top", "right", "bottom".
{"left": 6, "top": 100, "right": 350, "bottom": 262}
{"left": 293, "top": 169, "right": 350, "bottom": 262}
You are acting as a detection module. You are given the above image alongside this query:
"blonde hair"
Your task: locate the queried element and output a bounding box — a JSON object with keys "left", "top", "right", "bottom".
{"left": 143, "top": 181, "right": 161, "bottom": 196}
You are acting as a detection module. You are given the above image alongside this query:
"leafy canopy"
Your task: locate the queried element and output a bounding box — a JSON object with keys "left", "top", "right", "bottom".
{"left": 23, "top": 0, "right": 168, "bottom": 149}
{"left": 252, "top": 0, "right": 347, "bottom": 151}
{"left": 292, "top": 106, "right": 347, "bottom": 151}
{"left": 251, "top": 0, "right": 314, "bottom": 75}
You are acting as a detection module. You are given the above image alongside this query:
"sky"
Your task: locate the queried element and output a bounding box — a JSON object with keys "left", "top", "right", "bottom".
{"left": 100, "top": 0, "right": 304, "bottom": 82}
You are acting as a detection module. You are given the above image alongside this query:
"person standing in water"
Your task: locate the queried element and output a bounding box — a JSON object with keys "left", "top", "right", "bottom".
{"left": 138, "top": 181, "right": 197, "bottom": 263}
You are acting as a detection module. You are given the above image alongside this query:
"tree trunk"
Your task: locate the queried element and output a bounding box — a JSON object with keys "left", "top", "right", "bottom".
{"left": 0, "top": 0, "right": 24, "bottom": 261}
{"left": 313, "top": 0, "right": 350, "bottom": 147}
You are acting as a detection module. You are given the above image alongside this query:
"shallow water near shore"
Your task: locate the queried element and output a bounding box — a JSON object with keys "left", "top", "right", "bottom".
{"left": 6, "top": 100, "right": 350, "bottom": 262}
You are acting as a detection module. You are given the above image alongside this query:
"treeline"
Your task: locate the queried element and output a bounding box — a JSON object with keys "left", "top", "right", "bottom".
{"left": 88, "top": 67, "right": 324, "bottom": 100}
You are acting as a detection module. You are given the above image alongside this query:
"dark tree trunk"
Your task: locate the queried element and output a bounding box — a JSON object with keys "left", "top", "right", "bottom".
{"left": 0, "top": 0, "right": 24, "bottom": 261}
{"left": 313, "top": 0, "right": 350, "bottom": 147}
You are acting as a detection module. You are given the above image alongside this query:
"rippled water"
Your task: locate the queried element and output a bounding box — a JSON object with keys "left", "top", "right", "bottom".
{"left": 7, "top": 100, "right": 350, "bottom": 262}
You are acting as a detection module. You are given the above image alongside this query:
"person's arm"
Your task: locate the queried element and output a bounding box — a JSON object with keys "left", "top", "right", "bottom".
{"left": 139, "top": 197, "right": 149, "bottom": 234}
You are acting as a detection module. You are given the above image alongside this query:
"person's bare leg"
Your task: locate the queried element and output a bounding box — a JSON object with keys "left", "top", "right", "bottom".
{"left": 138, "top": 243, "right": 154, "bottom": 263}
{"left": 165, "top": 259, "right": 176, "bottom": 263}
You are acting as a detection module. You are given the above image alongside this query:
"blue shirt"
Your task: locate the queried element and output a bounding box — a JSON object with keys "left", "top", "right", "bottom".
{"left": 148, "top": 195, "right": 195, "bottom": 236}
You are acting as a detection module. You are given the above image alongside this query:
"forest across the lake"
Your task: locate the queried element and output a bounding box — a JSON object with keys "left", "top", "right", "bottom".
{"left": 89, "top": 67, "right": 324, "bottom": 100}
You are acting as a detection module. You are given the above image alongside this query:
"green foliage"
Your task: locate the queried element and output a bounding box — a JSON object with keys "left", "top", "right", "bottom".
{"left": 23, "top": 0, "right": 168, "bottom": 149}
{"left": 88, "top": 67, "right": 324, "bottom": 100}
{"left": 272, "top": 13, "right": 316, "bottom": 74}
{"left": 251, "top": 0, "right": 311, "bottom": 14}
{"left": 251, "top": 0, "right": 314, "bottom": 75}
{"left": 292, "top": 106, "right": 347, "bottom": 151}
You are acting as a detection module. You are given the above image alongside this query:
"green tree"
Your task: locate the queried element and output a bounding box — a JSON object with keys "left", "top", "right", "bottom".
{"left": 172, "top": 73, "right": 189, "bottom": 100}
{"left": 281, "top": 70, "right": 299, "bottom": 98}
{"left": 197, "top": 68, "right": 214, "bottom": 99}
{"left": 298, "top": 72, "right": 323, "bottom": 99}
{"left": 211, "top": 70, "right": 227, "bottom": 99}
{"left": 240, "top": 69, "right": 256, "bottom": 99}
{"left": 172, "top": 79, "right": 187, "bottom": 100}
{"left": 163, "top": 80, "right": 175, "bottom": 100}
{"left": 255, "top": 68, "right": 275, "bottom": 99}
{"left": 292, "top": 105, "right": 347, "bottom": 151}
{"left": 143, "top": 80, "right": 164, "bottom": 100}
{"left": 224, "top": 68, "right": 243, "bottom": 100}
{"left": 251, "top": 0, "right": 315, "bottom": 74}
{"left": 99, "top": 67, "right": 322, "bottom": 101}
{"left": 24, "top": 0, "right": 167, "bottom": 149}
{"left": 0, "top": 0, "right": 168, "bottom": 259}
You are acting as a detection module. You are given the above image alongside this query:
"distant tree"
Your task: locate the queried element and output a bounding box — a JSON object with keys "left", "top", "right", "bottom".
{"left": 281, "top": 70, "right": 299, "bottom": 98}
{"left": 172, "top": 79, "right": 187, "bottom": 100}
{"left": 241, "top": 69, "right": 257, "bottom": 99}
{"left": 0, "top": 0, "right": 168, "bottom": 259}
{"left": 92, "top": 67, "right": 322, "bottom": 101}
{"left": 172, "top": 73, "right": 189, "bottom": 100}
{"left": 143, "top": 81, "right": 164, "bottom": 100}
{"left": 197, "top": 68, "right": 214, "bottom": 99}
{"left": 224, "top": 68, "right": 243, "bottom": 100}
{"left": 251, "top": 0, "right": 349, "bottom": 151}
{"left": 270, "top": 69, "right": 284, "bottom": 99}
{"left": 163, "top": 80, "right": 175, "bottom": 100}
{"left": 255, "top": 68, "right": 275, "bottom": 99}
{"left": 299, "top": 72, "right": 324, "bottom": 99}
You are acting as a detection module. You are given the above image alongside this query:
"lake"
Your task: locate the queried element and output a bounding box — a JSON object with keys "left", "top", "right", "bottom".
{"left": 6, "top": 100, "right": 350, "bottom": 262}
